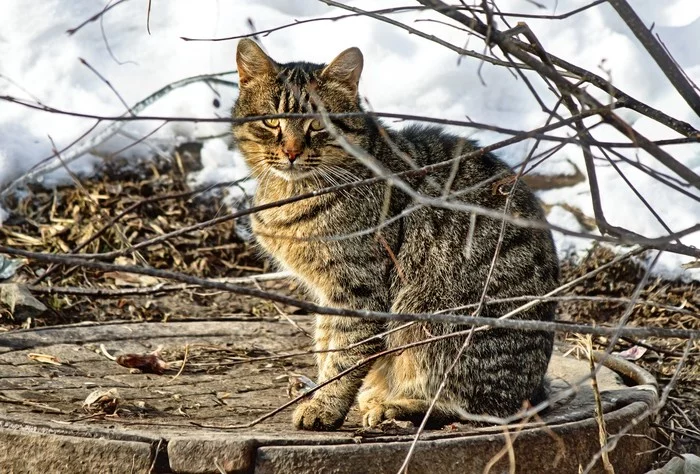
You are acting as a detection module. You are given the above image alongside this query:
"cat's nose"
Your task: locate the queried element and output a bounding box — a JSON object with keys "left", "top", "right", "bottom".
{"left": 283, "top": 146, "right": 303, "bottom": 163}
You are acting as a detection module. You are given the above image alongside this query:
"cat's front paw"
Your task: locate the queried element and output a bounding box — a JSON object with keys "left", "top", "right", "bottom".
{"left": 293, "top": 399, "right": 346, "bottom": 431}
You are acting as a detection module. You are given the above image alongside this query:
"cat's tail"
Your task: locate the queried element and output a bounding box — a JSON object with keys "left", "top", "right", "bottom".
{"left": 529, "top": 376, "right": 551, "bottom": 408}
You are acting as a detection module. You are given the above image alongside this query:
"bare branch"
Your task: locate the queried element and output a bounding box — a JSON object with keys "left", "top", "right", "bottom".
{"left": 66, "top": 0, "right": 130, "bottom": 36}
{"left": 416, "top": 0, "right": 700, "bottom": 190}
{"left": 1, "top": 245, "right": 697, "bottom": 340}
{"left": 607, "top": 0, "right": 700, "bottom": 117}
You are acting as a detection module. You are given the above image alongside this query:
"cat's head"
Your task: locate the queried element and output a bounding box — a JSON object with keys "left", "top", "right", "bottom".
{"left": 232, "top": 39, "right": 367, "bottom": 182}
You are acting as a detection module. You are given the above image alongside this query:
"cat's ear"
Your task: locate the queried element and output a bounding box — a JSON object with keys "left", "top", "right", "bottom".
{"left": 321, "top": 47, "right": 363, "bottom": 93}
{"left": 236, "top": 39, "right": 278, "bottom": 85}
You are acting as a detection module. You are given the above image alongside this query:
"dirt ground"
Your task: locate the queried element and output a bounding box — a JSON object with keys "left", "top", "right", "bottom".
{"left": 1, "top": 148, "right": 698, "bottom": 467}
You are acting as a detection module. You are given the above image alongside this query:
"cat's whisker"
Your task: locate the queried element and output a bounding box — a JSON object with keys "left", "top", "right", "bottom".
{"left": 320, "top": 170, "right": 346, "bottom": 197}
{"left": 317, "top": 166, "right": 352, "bottom": 199}
{"left": 319, "top": 165, "right": 346, "bottom": 184}
{"left": 312, "top": 172, "right": 324, "bottom": 194}
{"left": 323, "top": 166, "right": 360, "bottom": 198}
{"left": 331, "top": 166, "right": 360, "bottom": 184}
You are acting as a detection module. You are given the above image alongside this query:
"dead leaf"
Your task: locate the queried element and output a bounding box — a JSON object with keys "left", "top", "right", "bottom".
{"left": 116, "top": 353, "right": 168, "bottom": 375}
{"left": 613, "top": 345, "right": 648, "bottom": 361}
{"left": 287, "top": 374, "right": 317, "bottom": 398}
{"left": 83, "top": 388, "right": 121, "bottom": 414}
{"left": 27, "top": 352, "right": 62, "bottom": 366}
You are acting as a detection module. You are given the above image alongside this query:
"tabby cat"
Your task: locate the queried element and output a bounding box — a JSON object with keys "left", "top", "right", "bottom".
{"left": 232, "top": 39, "right": 559, "bottom": 431}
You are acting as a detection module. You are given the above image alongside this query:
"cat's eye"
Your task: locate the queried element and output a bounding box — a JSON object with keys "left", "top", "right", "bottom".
{"left": 263, "top": 118, "right": 280, "bottom": 128}
{"left": 309, "top": 119, "right": 324, "bottom": 131}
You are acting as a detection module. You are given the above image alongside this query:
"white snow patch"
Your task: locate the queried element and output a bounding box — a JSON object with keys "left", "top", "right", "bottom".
{"left": 187, "top": 138, "right": 255, "bottom": 201}
{"left": 0, "top": 0, "right": 698, "bottom": 279}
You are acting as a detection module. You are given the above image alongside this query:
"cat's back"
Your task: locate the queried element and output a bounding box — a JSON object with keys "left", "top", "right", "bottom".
{"left": 388, "top": 123, "right": 559, "bottom": 304}
{"left": 390, "top": 124, "right": 518, "bottom": 189}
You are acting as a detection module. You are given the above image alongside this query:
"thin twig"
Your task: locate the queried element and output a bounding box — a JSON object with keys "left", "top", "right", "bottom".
{"left": 146, "top": 0, "right": 153, "bottom": 34}
{"left": 169, "top": 344, "right": 189, "bottom": 383}
{"left": 416, "top": 0, "right": 700, "bottom": 190}
{"left": 0, "top": 72, "right": 238, "bottom": 199}
{"left": 582, "top": 338, "right": 695, "bottom": 473}
{"left": 587, "top": 335, "right": 614, "bottom": 474}
{"left": 607, "top": 0, "right": 700, "bottom": 117}
{"left": 66, "top": 0, "right": 130, "bottom": 36}
{"left": 79, "top": 58, "right": 134, "bottom": 115}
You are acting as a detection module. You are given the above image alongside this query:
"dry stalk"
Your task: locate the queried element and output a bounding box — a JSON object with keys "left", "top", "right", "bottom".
{"left": 586, "top": 335, "right": 614, "bottom": 474}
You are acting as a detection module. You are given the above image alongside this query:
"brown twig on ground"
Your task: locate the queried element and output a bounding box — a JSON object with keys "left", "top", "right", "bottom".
{"left": 0, "top": 394, "right": 68, "bottom": 415}
{"left": 168, "top": 344, "right": 189, "bottom": 383}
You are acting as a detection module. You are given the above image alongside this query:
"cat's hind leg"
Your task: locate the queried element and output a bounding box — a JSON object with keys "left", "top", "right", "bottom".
{"left": 362, "top": 399, "right": 458, "bottom": 428}
{"left": 358, "top": 357, "right": 456, "bottom": 428}
{"left": 357, "top": 359, "right": 391, "bottom": 413}
{"left": 359, "top": 356, "right": 467, "bottom": 429}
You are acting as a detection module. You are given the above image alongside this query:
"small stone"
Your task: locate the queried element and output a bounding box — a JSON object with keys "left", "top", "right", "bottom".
{"left": 0, "top": 255, "right": 24, "bottom": 280}
{"left": 647, "top": 455, "right": 700, "bottom": 474}
{"left": 0, "top": 283, "right": 47, "bottom": 321}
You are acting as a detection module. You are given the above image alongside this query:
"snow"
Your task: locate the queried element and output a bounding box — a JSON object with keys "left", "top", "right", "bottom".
{"left": 0, "top": 0, "right": 698, "bottom": 280}
{"left": 188, "top": 138, "right": 256, "bottom": 201}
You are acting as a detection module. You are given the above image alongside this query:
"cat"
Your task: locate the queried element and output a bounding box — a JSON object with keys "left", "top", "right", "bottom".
{"left": 231, "top": 38, "right": 559, "bottom": 431}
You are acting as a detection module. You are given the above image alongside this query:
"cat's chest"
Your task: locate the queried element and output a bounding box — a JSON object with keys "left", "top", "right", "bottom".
{"left": 254, "top": 223, "right": 336, "bottom": 304}
{"left": 254, "top": 221, "right": 328, "bottom": 269}
{"left": 252, "top": 201, "right": 334, "bottom": 287}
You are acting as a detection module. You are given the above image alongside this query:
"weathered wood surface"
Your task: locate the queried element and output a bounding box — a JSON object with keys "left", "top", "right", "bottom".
{"left": 0, "top": 320, "right": 658, "bottom": 473}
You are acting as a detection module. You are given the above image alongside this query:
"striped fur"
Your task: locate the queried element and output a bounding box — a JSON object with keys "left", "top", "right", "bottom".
{"left": 232, "top": 39, "right": 559, "bottom": 431}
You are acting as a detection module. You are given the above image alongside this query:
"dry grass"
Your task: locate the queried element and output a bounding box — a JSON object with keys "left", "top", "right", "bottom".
{"left": 1, "top": 152, "right": 266, "bottom": 325}
{"left": 560, "top": 246, "right": 699, "bottom": 464}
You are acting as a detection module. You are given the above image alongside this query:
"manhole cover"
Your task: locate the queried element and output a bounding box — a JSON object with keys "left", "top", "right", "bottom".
{"left": 0, "top": 320, "right": 658, "bottom": 473}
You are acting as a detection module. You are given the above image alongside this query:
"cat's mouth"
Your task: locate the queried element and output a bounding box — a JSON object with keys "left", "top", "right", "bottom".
{"left": 270, "top": 163, "right": 317, "bottom": 181}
